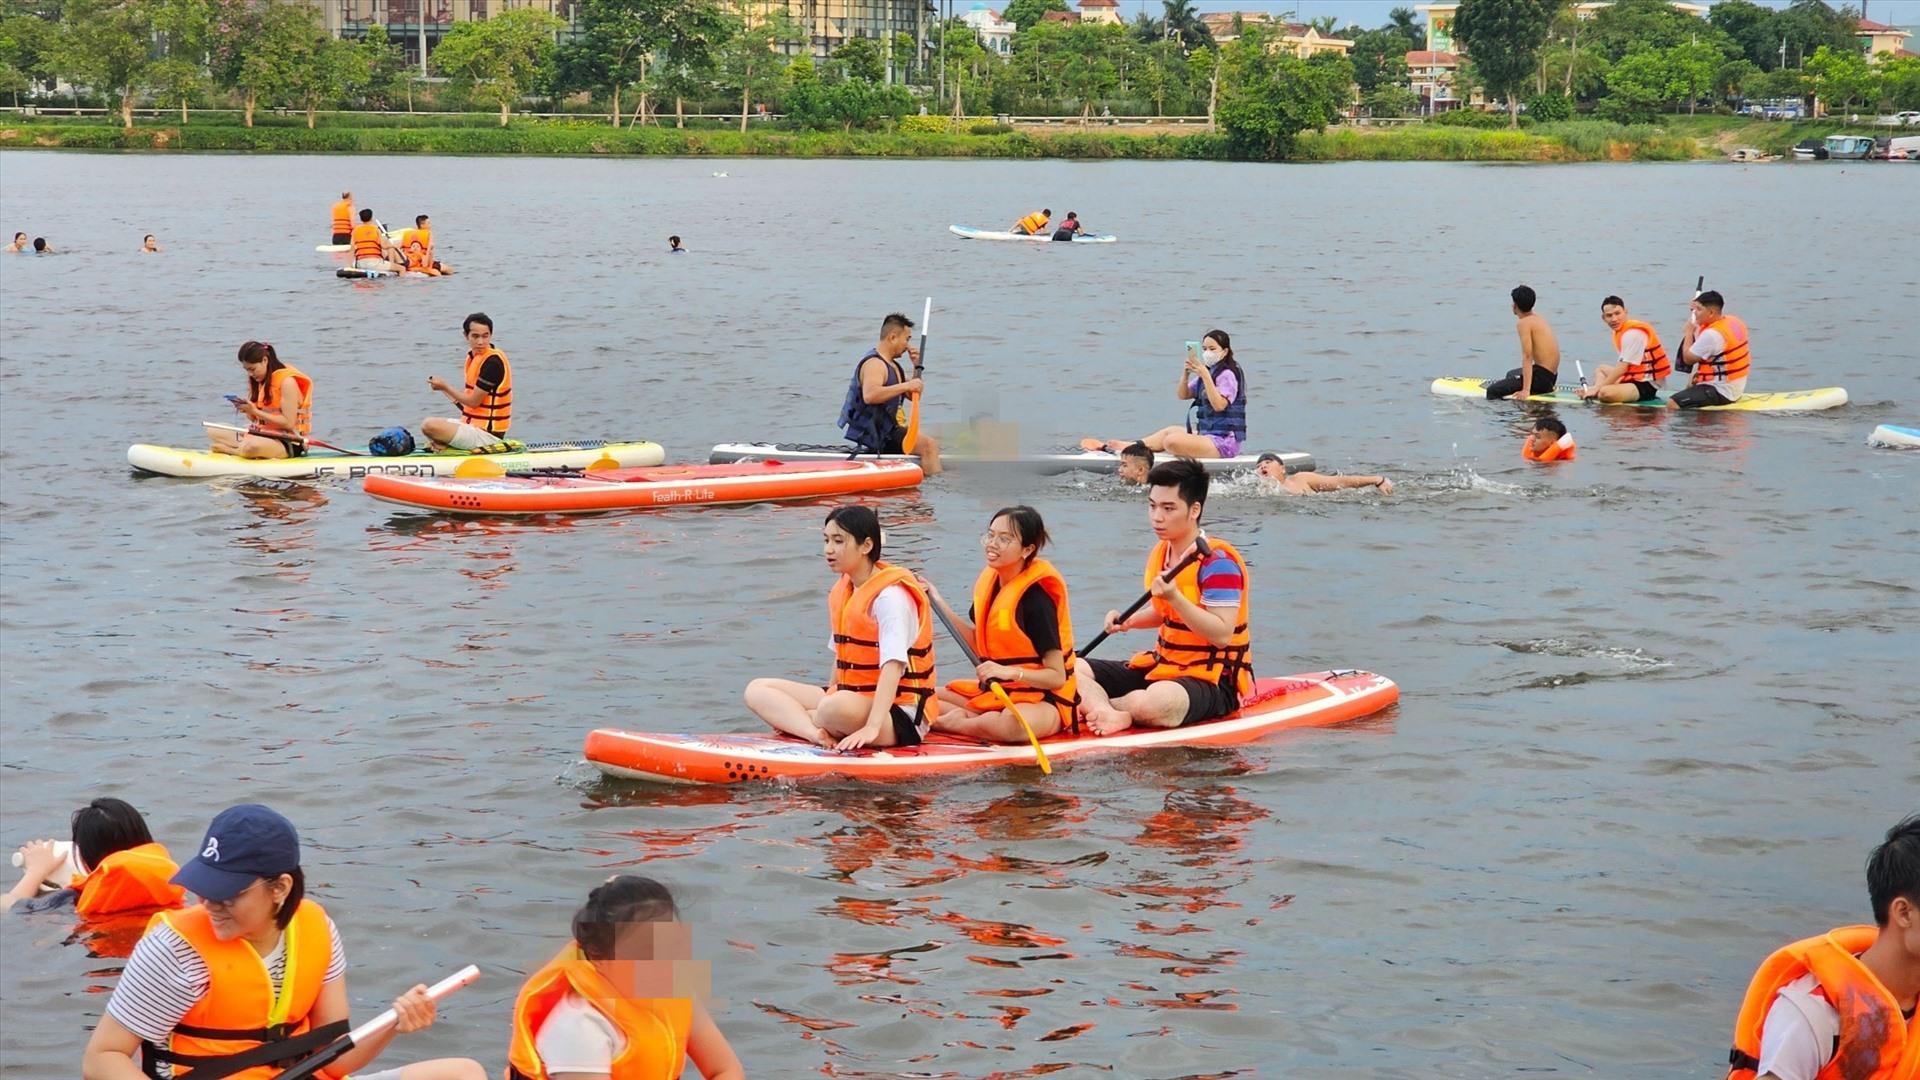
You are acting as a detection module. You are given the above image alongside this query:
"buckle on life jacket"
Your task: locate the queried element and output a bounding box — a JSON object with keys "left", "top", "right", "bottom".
{"left": 1728, "top": 1047, "right": 1759, "bottom": 1071}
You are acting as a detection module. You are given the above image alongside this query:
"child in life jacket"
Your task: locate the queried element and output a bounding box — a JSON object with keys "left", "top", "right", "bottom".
{"left": 1522, "top": 417, "right": 1577, "bottom": 463}
{"left": 507, "top": 875, "right": 743, "bottom": 1080}
{"left": 4, "top": 797, "right": 185, "bottom": 917}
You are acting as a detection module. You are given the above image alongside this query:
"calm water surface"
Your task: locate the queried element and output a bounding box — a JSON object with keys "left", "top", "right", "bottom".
{"left": 1, "top": 152, "right": 1915, "bottom": 1078}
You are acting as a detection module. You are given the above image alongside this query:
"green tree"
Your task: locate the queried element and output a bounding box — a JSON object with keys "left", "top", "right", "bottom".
{"left": 432, "top": 7, "right": 562, "bottom": 126}
{"left": 561, "top": 0, "right": 676, "bottom": 126}
{"left": 1350, "top": 28, "right": 1411, "bottom": 94}
{"left": 1, "top": 11, "right": 60, "bottom": 103}
{"left": 147, "top": 56, "right": 203, "bottom": 122}
{"left": 1450, "top": 0, "right": 1554, "bottom": 127}
{"left": 1879, "top": 54, "right": 1920, "bottom": 111}
{"left": 1746, "top": 65, "right": 1806, "bottom": 104}
{"left": 1665, "top": 39, "right": 1720, "bottom": 114}
{"left": 358, "top": 23, "right": 409, "bottom": 111}
{"left": 655, "top": 0, "right": 729, "bottom": 126}
{"left": 718, "top": 9, "right": 793, "bottom": 132}
{"left": 1162, "top": 0, "right": 1212, "bottom": 51}
{"left": 1215, "top": 27, "right": 1349, "bottom": 159}
{"left": 1774, "top": 0, "right": 1857, "bottom": 71}
{"left": 285, "top": 32, "right": 368, "bottom": 128}
{"left": 1803, "top": 43, "right": 1876, "bottom": 116}
{"left": 57, "top": 0, "right": 163, "bottom": 131}
{"left": 1387, "top": 6, "right": 1423, "bottom": 48}
{"left": 1365, "top": 83, "right": 1420, "bottom": 117}
{"left": 832, "top": 35, "right": 884, "bottom": 83}
{"left": 1059, "top": 23, "right": 1120, "bottom": 122}
{"left": 1003, "top": 0, "right": 1066, "bottom": 32}
{"left": 1709, "top": 0, "right": 1782, "bottom": 71}
{"left": 1585, "top": 0, "right": 1709, "bottom": 62}
{"left": 1597, "top": 46, "right": 1668, "bottom": 122}
{"left": 1714, "top": 57, "right": 1759, "bottom": 107}
{"left": 207, "top": 0, "right": 321, "bottom": 127}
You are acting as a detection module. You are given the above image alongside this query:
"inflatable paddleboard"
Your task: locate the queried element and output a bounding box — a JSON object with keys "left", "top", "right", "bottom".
{"left": 1868, "top": 424, "right": 1920, "bottom": 448}
{"left": 586, "top": 670, "right": 1396, "bottom": 784}
{"left": 316, "top": 243, "right": 351, "bottom": 252}
{"left": 708, "top": 443, "right": 1313, "bottom": 475}
{"left": 949, "top": 225, "right": 1117, "bottom": 244}
{"left": 336, "top": 266, "right": 405, "bottom": 279}
{"left": 128, "top": 439, "right": 666, "bottom": 480}
{"left": 364, "top": 459, "right": 923, "bottom": 516}
{"left": 1430, "top": 377, "right": 1848, "bottom": 412}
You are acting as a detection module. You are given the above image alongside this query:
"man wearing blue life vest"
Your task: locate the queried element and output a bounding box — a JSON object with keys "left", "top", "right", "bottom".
{"left": 837, "top": 313, "right": 942, "bottom": 475}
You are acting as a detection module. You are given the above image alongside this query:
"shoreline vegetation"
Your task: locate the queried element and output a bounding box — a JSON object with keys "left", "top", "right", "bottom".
{"left": 0, "top": 114, "right": 1856, "bottom": 163}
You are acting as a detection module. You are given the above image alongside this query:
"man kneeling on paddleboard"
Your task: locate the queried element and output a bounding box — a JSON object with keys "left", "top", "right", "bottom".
{"left": 1075, "top": 458, "right": 1252, "bottom": 736}
{"left": 837, "top": 312, "right": 941, "bottom": 475}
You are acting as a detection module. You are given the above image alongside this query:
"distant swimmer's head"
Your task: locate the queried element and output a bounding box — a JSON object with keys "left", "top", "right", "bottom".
{"left": 463, "top": 312, "right": 493, "bottom": 349}
{"left": 9, "top": 232, "right": 24, "bottom": 248}
{"left": 358, "top": 208, "right": 373, "bottom": 223}
{"left": 1146, "top": 457, "right": 1208, "bottom": 538}
{"left": 1600, "top": 295, "right": 1627, "bottom": 330}
{"left": 983, "top": 505, "right": 1049, "bottom": 570}
{"left": 415, "top": 214, "right": 429, "bottom": 228}
{"left": 142, "top": 234, "right": 158, "bottom": 252}
{"left": 1867, "top": 814, "right": 1919, "bottom": 930}
{"left": 1118, "top": 441, "right": 1154, "bottom": 485}
{"left": 32, "top": 237, "right": 49, "bottom": 253}
{"left": 71, "top": 797, "right": 156, "bottom": 877}
{"left": 1255, "top": 451, "right": 1287, "bottom": 481}
{"left": 1511, "top": 285, "right": 1536, "bottom": 315}
{"left": 1692, "top": 289, "right": 1725, "bottom": 320}
{"left": 1527, "top": 416, "right": 1567, "bottom": 456}
{"left": 823, "top": 505, "right": 883, "bottom": 575}
{"left": 879, "top": 311, "right": 915, "bottom": 356}
{"left": 668, "top": 235, "right": 682, "bottom": 250}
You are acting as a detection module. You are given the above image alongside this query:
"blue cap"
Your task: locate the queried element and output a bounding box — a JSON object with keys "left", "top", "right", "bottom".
{"left": 170, "top": 804, "right": 301, "bottom": 901}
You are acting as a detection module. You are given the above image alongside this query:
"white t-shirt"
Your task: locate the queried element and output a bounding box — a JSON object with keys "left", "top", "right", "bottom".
{"left": 829, "top": 583, "right": 916, "bottom": 668}
{"left": 532, "top": 990, "right": 627, "bottom": 1075}
{"left": 1754, "top": 973, "right": 1840, "bottom": 1080}
{"left": 1616, "top": 327, "right": 1649, "bottom": 369}
{"left": 1690, "top": 325, "right": 1746, "bottom": 401}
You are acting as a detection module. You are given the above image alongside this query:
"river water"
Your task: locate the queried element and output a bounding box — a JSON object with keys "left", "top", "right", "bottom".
{"left": 1, "top": 152, "right": 1914, "bottom": 1077}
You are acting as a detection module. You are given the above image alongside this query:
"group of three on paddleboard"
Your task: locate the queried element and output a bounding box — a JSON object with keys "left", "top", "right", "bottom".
{"left": 1488, "top": 285, "right": 1753, "bottom": 410}
{"left": 331, "top": 191, "right": 452, "bottom": 277}
{"left": 207, "top": 313, "right": 513, "bottom": 461}
{"left": 744, "top": 457, "right": 1253, "bottom": 752}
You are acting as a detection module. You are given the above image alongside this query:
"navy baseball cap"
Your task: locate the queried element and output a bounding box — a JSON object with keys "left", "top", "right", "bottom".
{"left": 171, "top": 804, "right": 301, "bottom": 901}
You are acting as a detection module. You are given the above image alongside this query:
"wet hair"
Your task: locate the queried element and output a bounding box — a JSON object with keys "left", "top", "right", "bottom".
{"left": 1601, "top": 295, "right": 1625, "bottom": 310}
{"left": 825, "top": 505, "right": 883, "bottom": 562}
{"left": 668, "top": 235, "right": 681, "bottom": 245}
{"left": 32, "top": 237, "right": 47, "bottom": 252}
{"left": 272, "top": 867, "right": 306, "bottom": 929}
{"left": 1042, "top": 208, "right": 1052, "bottom": 215}
{"left": 573, "top": 875, "right": 681, "bottom": 961}
{"left": 341, "top": 190, "right": 351, "bottom": 199}
{"left": 1146, "top": 458, "right": 1208, "bottom": 513}
{"left": 1696, "top": 289, "right": 1725, "bottom": 311}
{"left": 11, "top": 232, "right": 23, "bottom": 242}
{"left": 989, "top": 506, "right": 1049, "bottom": 561}
{"left": 881, "top": 312, "right": 915, "bottom": 337}
{"left": 463, "top": 312, "right": 493, "bottom": 335}
{"left": 415, "top": 214, "right": 428, "bottom": 227}
{"left": 1868, "top": 814, "right": 1920, "bottom": 926}
{"left": 1200, "top": 329, "right": 1245, "bottom": 406}
{"left": 143, "top": 234, "right": 156, "bottom": 243}
{"left": 238, "top": 341, "right": 286, "bottom": 399}
{"left": 1534, "top": 417, "right": 1567, "bottom": 437}
{"left": 1064, "top": 211, "right": 1077, "bottom": 220}
{"left": 1120, "top": 441, "right": 1154, "bottom": 468}
{"left": 358, "top": 208, "right": 373, "bottom": 222}
{"left": 1511, "top": 285, "right": 1536, "bottom": 313}
{"left": 70, "top": 798, "right": 155, "bottom": 872}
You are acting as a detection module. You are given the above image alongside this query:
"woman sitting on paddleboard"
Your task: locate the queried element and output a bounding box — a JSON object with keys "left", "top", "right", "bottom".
{"left": 744, "top": 505, "right": 939, "bottom": 751}
{"left": 921, "top": 506, "right": 1078, "bottom": 744}
{"left": 1089, "top": 330, "right": 1247, "bottom": 460}
{"left": 507, "top": 874, "right": 743, "bottom": 1080}
{"left": 208, "top": 341, "right": 313, "bottom": 460}
{"left": 82, "top": 803, "right": 484, "bottom": 1080}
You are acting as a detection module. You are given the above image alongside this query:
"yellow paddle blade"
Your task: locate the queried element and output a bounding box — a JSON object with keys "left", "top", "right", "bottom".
{"left": 992, "top": 683, "right": 1052, "bottom": 774}
{"left": 585, "top": 454, "right": 620, "bottom": 472}
{"left": 453, "top": 456, "right": 507, "bottom": 478}
{"left": 901, "top": 390, "right": 922, "bottom": 455}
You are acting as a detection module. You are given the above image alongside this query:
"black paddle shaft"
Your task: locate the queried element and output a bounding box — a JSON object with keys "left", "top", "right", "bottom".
{"left": 1079, "top": 537, "right": 1212, "bottom": 658}
{"left": 930, "top": 595, "right": 982, "bottom": 667}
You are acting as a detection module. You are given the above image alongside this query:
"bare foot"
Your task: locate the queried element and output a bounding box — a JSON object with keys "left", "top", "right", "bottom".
{"left": 1085, "top": 705, "right": 1132, "bottom": 736}
{"left": 1079, "top": 437, "right": 1105, "bottom": 452}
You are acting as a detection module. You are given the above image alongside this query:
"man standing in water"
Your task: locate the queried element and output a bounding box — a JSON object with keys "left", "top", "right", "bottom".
{"left": 837, "top": 313, "right": 941, "bottom": 475}
{"left": 1485, "top": 285, "right": 1560, "bottom": 400}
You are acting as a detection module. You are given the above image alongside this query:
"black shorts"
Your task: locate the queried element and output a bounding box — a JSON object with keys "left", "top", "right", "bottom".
{"left": 866, "top": 431, "right": 907, "bottom": 455}
{"left": 331, "top": 232, "right": 350, "bottom": 245}
{"left": 1486, "top": 366, "right": 1559, "bottom": 399}
{"left": 258, "top": 432, "right": 307, "bottom": 458}
{"left": 888, "top": 704, "right": 924, "bottom": 747}
{"left": 1625, "top": 380, "right": 1660, "bottom": 402}
{"left": 1086, "top": 658, "right": 1238, "bottom": 726}
{"left": 1668, "top": 383, "right": 1732, "bottom": 409}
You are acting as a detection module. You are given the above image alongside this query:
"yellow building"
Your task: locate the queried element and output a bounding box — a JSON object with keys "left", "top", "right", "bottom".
{"left": 1855, "top": 18, "right": 1915, "bottom": 61}
{"left": 1076, "top": 0, "right": 1121, "bottom": 27}
{"left": 1197, "top": 12, "right": 1353, "bottom": 58}
{"left": 1417, "top": 1, "right": 1705, "bottom": 53}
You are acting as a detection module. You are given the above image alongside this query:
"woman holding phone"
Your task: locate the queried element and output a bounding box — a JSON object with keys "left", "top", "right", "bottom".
{"left": 1084, "top": 329, "right": 1247, "bottom": 460}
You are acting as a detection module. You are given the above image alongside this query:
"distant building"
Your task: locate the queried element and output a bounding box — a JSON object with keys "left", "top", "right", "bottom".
{"left": 1077, "top": 0, "right": 1121, "bottom": 27}
{"left": 960, "top": 3, "right": 1015, "bottom": 55}
{"left": 1039, "top": 9, "right": 1077, "bottom": 25}
{"left": 1198, "top": 13, "right": 1353, "bottom": 57}
{"left": 1406, "top": 50, "right": 1461, "bottom": 114}
{"left": 1855, "top": 18, "right": 1915, "bottom": 61}
{"left": 1416, "top": 1, "right": 1705, "bottom": 53}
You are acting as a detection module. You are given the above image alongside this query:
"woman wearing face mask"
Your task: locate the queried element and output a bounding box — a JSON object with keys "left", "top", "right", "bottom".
{"left": 1085, "top": 330, "right": 1248, "bottom": 460}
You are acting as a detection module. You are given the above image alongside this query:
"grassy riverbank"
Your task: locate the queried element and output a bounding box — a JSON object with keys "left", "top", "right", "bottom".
{"left": 1, "top": 112, "right": 1853, "bottom": 162}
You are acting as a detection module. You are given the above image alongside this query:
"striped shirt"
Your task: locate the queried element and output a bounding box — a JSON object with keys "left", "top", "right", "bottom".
{"left": 1194, "top": 548, "right": 1244, "bottom": 608}
{"left": 106, "top": 915, "right": 347, "bottom": 1058}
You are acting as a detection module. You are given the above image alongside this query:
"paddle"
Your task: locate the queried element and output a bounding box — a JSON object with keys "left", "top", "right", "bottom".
{"left": 1078, "top": 536, "right": 1212, "bottom": 658}
{"left": 901, "top": 297, "right": 929, "bottom": 455}
{"left": 928, "top": 594, "right": 1053, "bottom": 774}
{"left": 204, "top": 421, "right": 364, "bottom": 457}
{"left": 1677, "top": 275, "right": 1706, "bottom": 374}
{"left": 1575, "top": 359, "right": 1588, "bottom": 394}
{"left": 270, "top": 965, "right": 480, "bottom": 1080}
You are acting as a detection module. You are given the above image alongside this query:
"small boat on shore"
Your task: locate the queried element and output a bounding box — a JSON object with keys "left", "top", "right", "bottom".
{"left": 1791, "top": 138, "right": 1829, "bottom": 160}
{"left": 1824, "top": 134, "right": 1875, "bottom": 160}
{"left": 1727, "top": 147, "right": 1776, "bottom": 163}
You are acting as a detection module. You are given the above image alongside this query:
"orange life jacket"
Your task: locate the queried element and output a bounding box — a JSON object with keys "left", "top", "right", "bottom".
{"left": 70, "top": 842, "right": 185, "bottom": 918}
{"left": 1523, "top": 432, "right": 1576, "bottom": 462}
{"left": 412, "top": 224, "right": 433, "bottom": 261}
{"left": 1613, "top": 319, "right": 1670, "bottom": 383}
{"left": 251, "top": 364, "right": 313, "bottom": 437}
{"left": 330, "top": 200, "right": 352, "bottom": 235}
{"left": 506, "top": 944, "right": 694, "bottom": 1080}
{"left": 404, "top": 241, "right": 438, "bottom": 274}
{"left": 461, "top": 346, "right": 512, "bottom": 435}
{"left": 945, "top": 560, "right": 1077, "bottom": 726}
{"left": 1013, "top": 211, "right": 1049, "bottom": 235}
{"left": 1727, "top": 925, "right": 1920, "bottom": 1080}
{"left": 1127, "top": 538, "right": 1253, "bottom": 695}
{"left": 829, "top": 563, "right": 938, "bottom": 717}
{"left": 350, "top": 221, "right": 385, "bottom": 262}
{"left": 140, "top": 899, "right": 346, "bottom": 1080}
{"left": 1694, "top": 314, "right": 1751, "bottom": 385}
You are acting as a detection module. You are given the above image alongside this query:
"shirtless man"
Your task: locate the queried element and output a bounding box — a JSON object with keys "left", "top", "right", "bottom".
{"left": 1255, "top": 453, "right": 1392, "bottom": 495}
{"left": 1486, "top": 285, "right": 1560, "bottom": 401}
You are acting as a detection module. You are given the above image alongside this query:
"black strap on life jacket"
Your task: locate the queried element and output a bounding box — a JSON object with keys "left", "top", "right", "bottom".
{"left": 141, "top": 1019, "right": 348, "bottom": 1079}
{"left": 1727, "top": 1046, "right": 1759, "bottom": 1073}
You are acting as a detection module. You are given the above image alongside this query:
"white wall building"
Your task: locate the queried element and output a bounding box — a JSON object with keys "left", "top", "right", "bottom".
{"left": 961, "top": 3, "right": 1015, "bottom": 56}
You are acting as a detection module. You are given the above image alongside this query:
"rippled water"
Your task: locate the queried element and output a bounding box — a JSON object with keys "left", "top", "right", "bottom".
{"left": 2, "top": 152, "right": 1916, "bottom": 1077}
